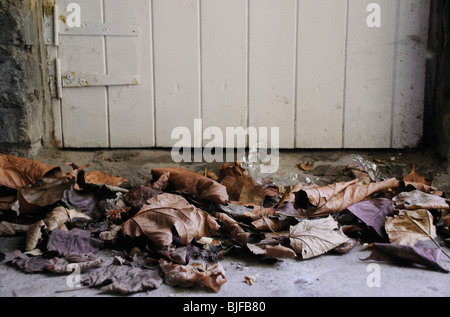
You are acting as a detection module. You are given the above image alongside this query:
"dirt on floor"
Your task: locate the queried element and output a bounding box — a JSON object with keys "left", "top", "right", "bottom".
{"left": 33, "top": 147, "right": 450, "bottom": 193}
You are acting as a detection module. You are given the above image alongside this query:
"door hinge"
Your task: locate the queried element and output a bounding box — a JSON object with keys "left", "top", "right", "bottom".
{"left": 47, "top": 58, "right": 63, "bottom": 99}
{"left": 44, "top": 4, "right": 140, "bottom": 46}
{"left": 62, "top": 72, "right": 140, "bottom": 88}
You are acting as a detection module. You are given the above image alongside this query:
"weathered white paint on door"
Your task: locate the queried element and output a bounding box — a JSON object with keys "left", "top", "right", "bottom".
{"left": 48, "top": 0, "right": 430, "bottom": 149}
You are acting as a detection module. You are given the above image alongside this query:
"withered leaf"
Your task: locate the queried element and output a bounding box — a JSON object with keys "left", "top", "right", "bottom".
{"left": 43, "top": 206, "right": 70, "bottom": 231}
{"left": 159, "top": 259, "right": 227, "bottom": 293}
{"left": 393, "top": 190, "right": 450, "bottom": 210}
{"left": 124, "top": 184, "right": 162, "bottom": 211}
{"left": 44, "top": 253, "right": 103, "bottom": 273}
{"left": 289, "top": 216, "right": 349, "bottom": 259}
{"left": 62, "top": 181, "right": 117, "bottom": 219}
{"left": 362, "top": 243, "right": 448, "bottom": 273}
{"left": 152, "top": 167, "right": 229, "bottom": 205}
{"left": 265, "top": 244, "right": 297, "bottom": 259}
{"left": 17, "top": 174, "right": 72, "bottom": 215}
{"left": 216, "top": 202, "right": 260, "bottom": 221}
{"left": 81, "top": 264, "right": 163, "bottom": 294}
{"left": 0, "top": 154, "right": 60, "bottom": 189}
{"left": 403, "top": 164, "right": 433, "bottom": 186}
{"left": 385, "top": 209, "right": 437, "bottom": 246}
{"left": 213, "top": 211, "right": 250, "bottom": 246}
{"left": 25, "top": 220, "right": 46, "bottom": 251}
{"left": 0, "top": 221, "right": 31, "bottom": 236}
{"left": 46, "top": 228, "right": 104, "bottom": 256}
{"left": 331, "top": 238, "right": 359, "bottom": 254}
{"left": 251, "top": 213, "right": 295, "bottom": 232}
{"left": 402, "top": 181, "right": 443, "bottom": 197}
{"left": 220, "top": 163, "right": 265, "bottom": 204}
{"left": 9, "top": 250, "right": 53, "bottom": 273}
{"left": 122, "top": 193, "right": 220, "bottom": 248}
{"left": 346, "top": 198, "right": 395, "bottom": 239}
{"left": 295, "top": 178, "right": 400, "bottom": 216}
{"left": 85, "top": 171, "right": 127, "bottom": 186}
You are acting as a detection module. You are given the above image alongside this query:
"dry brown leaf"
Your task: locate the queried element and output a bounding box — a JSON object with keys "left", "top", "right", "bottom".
{"left": 152, "top": 167, "right": 229, "bottom": 205}
{"left": 220, "top": 163, "right": 265, "bottom": 205}
{"left": 265, "top": 244, "right": 297, "bottom": 259}
{"left": 85, "top": 171, "right": 127, "bottom": 186}
{"left": 289, "top": 215, "right": 349, "bottom": 259}
{"left": 44, "top": 206, "right": 70, "bottom": 231}
{"left": 17, "top": 174, "right": 72, "bottom": 215}
{"left": 122, "top": 193, "right": 220, "bottom": 248}
{"left": 159, "top": 259, "right": 227, "bottom": 292}
{"left": 393, "top": 190, "right": 450, "bottom": 210}
{"left": 25, "top": 220, "right": 46, "bottom": 251}
{"left": 0, "top": 221, "right": 31, "bottom": 236}
{"left": 295, "top": 178, "right": 400, "bottom": 216}
{"left": 385, "top": 209, "right": 437, "bottom": 246}
{"left": 0, "top": 154, "right": 60, "bottom": 189}
{"left": 212, "top": 212, "right": 250, "bottom": 246}
{"left": 403, "top": 164, "right": 433, "bottom": 186}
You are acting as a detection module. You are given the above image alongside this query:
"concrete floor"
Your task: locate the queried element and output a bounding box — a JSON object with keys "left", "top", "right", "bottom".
{"left": 1, "top": 148, "right": 449, "bottom": 297}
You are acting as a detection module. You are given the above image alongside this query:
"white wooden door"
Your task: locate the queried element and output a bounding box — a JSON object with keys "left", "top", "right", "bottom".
{"left": 45, "top": 0, "right": 430, "bottom": 149}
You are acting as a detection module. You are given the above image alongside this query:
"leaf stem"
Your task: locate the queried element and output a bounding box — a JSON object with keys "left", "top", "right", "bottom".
{"left": 405, "top": 213, "right": 450, "bottom": 260}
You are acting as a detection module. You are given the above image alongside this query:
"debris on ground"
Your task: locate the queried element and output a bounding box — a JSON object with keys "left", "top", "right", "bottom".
{"left": 0, "top": 152, "right": 449, "bottom": 295}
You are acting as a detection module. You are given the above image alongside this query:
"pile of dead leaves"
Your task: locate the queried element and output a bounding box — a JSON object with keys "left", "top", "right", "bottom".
{"left": 0, "top": 154, "right": 449, "bottom": 295}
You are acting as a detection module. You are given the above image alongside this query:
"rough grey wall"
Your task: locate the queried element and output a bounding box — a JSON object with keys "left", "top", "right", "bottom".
{"left": 0, "top": 0, "right": 51, "bottom": 156}
{"left": 425, "top": 0, "right": 450, "bottom": 161}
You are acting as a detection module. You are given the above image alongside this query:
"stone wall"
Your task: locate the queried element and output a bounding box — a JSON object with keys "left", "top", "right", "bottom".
{"left": 0, "top": 0, "right": 51, "bottom": 156}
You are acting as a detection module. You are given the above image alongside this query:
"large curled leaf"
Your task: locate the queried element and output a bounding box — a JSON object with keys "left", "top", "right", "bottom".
{"left": 152, "top": 167, "right": 229, "bottom": 205}
{"left": 122, "top": 193, "right": 220, "bottom": 248}
{"left": 0, "top": 154, "right": 60, "bottom": 189}
{"left": 289, "top": 215, "right": 349, "bottom": 259}
{"left": 299, "top": 178, "right": 400, "bottom": 216}
{"left": 17, "top": 174, "right": 73, "bottom": 215}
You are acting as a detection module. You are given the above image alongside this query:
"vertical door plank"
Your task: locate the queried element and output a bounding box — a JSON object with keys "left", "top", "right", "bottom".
{"left": 248, "top": 0, "right": 297, "bottom": 149}
{"left": 57, "top": 0, "right": 109, "bottom": 148}
{"left": 296, "top": 0, "right": 347, "bottom": 148}
{"left": 344, "top": 0, "right": 398, "bottom": 148}
{"left": 201, "top": 0, "right": 247, "bottom": 147}
{"left": 392, "top": 0, "right": 430, "bottom": 148}
{"left": 104, "top": 0, "right": 155, "bottom": 147}
{"left": 153, "top": 0, "right": 200, "bottom": 147}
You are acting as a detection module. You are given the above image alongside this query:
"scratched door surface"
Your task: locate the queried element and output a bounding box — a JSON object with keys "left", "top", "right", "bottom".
{"left": 47, "top": 0, "right": 430, "bottom": 149}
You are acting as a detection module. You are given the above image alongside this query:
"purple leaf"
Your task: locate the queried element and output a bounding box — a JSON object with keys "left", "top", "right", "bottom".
{"left": 46, "top": 228, "right": 103, "bottom": 256}
{"left": 347, "top": 198, "right": 395, "bottom": 239}
{"left": 362, "top": 243, "right": 449, "bottom": 273}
